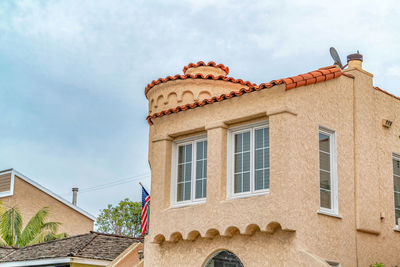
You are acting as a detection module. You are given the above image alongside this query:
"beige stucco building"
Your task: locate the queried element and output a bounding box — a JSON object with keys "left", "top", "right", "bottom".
{"left": 0, "top": 169, "right": 94, "bottom": 236}
{"left": 143, "top": 55, "right": 400, "bottom": 266}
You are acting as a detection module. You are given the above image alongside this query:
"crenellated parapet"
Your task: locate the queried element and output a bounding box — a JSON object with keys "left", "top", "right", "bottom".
{"left": 145, "top": 61, "right": 256, "bottom": 114}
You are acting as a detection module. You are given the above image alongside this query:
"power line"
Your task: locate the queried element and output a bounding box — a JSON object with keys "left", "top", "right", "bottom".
{"left": 61, "top": 172, "right": 150, "bottom": 196}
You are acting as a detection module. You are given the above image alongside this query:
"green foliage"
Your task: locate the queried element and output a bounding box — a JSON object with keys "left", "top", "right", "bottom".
{"left": 370, "top": 264, "right": 384, "bottom": 267}
{"left": 0, "top": 204, "right": 67, "bottom": 247}
{"left": 96, "top": 198, "right": 141, "bottom": 237}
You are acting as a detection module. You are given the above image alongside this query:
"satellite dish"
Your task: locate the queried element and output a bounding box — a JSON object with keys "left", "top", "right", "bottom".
{"left": 329, "top": 47, "right": 343, "bottom": 69}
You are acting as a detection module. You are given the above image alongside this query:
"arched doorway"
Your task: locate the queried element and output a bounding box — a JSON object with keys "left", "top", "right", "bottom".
{"left": 204, "top": 250, "right": 244, "bottom": 267}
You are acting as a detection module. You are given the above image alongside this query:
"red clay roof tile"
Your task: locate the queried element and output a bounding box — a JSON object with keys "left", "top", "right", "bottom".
{"left": 183, "top": 61, "right": 230, "bottom": 75}
{"left": 145, "top": 73, "right": 256, "bottom": 97}
{"left": 146, "top": 65, "right": 345, "bottom": 125}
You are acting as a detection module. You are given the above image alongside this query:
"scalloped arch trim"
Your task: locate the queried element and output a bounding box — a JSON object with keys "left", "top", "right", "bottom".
{"left": 151, "top": 221, "right": 295, "bottom": 244}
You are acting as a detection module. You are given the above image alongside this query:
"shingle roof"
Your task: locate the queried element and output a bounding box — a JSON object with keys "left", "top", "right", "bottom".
{"left": 0, "top": 232, "right": 142, "bottom": 263}
{"left": 146, "top": 65, "right": 345, "bottom": 125}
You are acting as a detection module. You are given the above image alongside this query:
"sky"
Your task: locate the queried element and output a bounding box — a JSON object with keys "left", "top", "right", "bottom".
{"left": 0, "top": 0, "right": 399, "bottom": 220}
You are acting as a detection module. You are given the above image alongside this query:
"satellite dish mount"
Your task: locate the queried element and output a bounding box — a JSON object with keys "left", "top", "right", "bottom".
{"left": 329, "top": 47, "right": 346, "bottom": 69}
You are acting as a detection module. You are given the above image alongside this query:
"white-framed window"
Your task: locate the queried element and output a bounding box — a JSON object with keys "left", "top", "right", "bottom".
{"left": 393, "top": 154, "right": 400, "bottom": 226}
{"left": 319, "top": 127, "right": 338, "bottom": 214}
{"left": 171, "top": 136, "right": 207, "bottom": 206}
{"left": 228, "top": 121, "right": 269, "bottom": 198}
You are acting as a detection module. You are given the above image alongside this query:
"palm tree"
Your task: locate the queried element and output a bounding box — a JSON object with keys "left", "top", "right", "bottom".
{"left": 0, "top": 205, "right": 67, "bottom": 247}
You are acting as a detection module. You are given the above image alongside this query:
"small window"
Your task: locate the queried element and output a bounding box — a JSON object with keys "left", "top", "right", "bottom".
{"left": 172, "top": 137, "right": 207, "bottom": 205}
{"left": 228, "top": 121, "right": 269, "bottom": 197}
{"left": 393, "top": 154, "right": 400, "bottom": 226}
{"left": 319, "top": 127, "right": 338, "bottom": 214}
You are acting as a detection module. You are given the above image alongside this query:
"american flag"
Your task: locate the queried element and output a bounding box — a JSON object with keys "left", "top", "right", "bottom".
{"left": 141, "top": 185, "right": 150, "bottom": 236}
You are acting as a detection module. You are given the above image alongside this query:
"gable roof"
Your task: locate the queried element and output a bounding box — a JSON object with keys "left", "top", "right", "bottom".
{"left": 0, "top": 169, "right": 95, "bottom": 221}
{"left": 0, "top": 232, "right": 142, "bottom": 263}
{"left": 146, "top": 65, "right": 345, "bottom": 125}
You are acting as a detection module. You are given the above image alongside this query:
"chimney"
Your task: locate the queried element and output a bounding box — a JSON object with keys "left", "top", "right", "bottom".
{"left": 72, "top": 187, "right": 78, "bottom": 206}
{"left": 347, "top": 51, "right": 363, "bottom": 70}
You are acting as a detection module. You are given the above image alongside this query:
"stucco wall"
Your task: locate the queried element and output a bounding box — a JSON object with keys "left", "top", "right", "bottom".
{"left": 0, "top": 176, "right": 93, "bottom": 236}
{"left": 111, "top": 243, "right": 144, "bottom": 267}
{"left": 145, "top": 63, "right": 400, "bottom": 266}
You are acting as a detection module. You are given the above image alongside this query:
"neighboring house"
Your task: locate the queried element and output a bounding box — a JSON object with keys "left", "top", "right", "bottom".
{"left": 0, "top": 231, "right": 142, "bottom": 267}
{"left": 0, "top": 169, "right": 94, "bottom": 236}
{"left": 144, "top": 56, "right": 400, "bottom": 266}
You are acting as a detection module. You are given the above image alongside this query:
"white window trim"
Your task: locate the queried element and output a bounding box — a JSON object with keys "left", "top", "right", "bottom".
{"left": 318, "top": 126, "right": 339, "bottom": 215}
{"left": 393, "top": 153, "right": 400, "bottom": 227}
{"left": 0, "top": 170, "right": 15, "bottom": 198}
{"left": 170, "top": 135, "right": 207, "bottom": 207}
{"left": 227, "top": 120, "right": 269, "bottom": 199}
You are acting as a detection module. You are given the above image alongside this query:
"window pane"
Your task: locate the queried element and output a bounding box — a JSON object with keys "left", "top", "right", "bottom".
{"left": 195, "top": 180, "right": 203, "bottom": 199}
{"left": 185, "top": 163, "right": 192, "bottom": 181}
{"left": 394, "top": 159, "right": 400, "bottom": 176}
{"left": 255, "top": 170, "right": 264, "bottom": 190}
{"left": 242, "top": 172, "right": 250, "bottom": 192}
{"left": 394, "top": 176, "right": 400, "bottom": 192}
{"left": 177, "top": 183, "right": 183, "bottom": 201}
{"left": 320, "top": 171, "right": 331, "bottom": 190}
{"left": 264, "top": 148, "right": 270, "bottom": 168}
{"left": 265, "top": 128, "right": 269, "bottom": 147}
{"left": 319, "top": 152, "right": 330, "bottom": 172}
{"left": 234, "top": 174, "right": 242, "bottom": 193}
{"left": 197, "top": 142, "right": 203, "bottom": 160}
{"left": 265, "top": 168, "right": 270, "bottom": 188}
{"left": 185, "top": 144, "right": 192, "bottom": 162}
{"left": 202, "top": 179, "right": 207, "bottom": 198}
{"left": 320, "top": 189, "right": 331, "bottom": 209}
{"left": 204, "top": 159, "right": 207, "bottom": 177}
{"left": 196, "top": 161, "right": 203, "bottom": 179}
{"left": 319, "top": 133, "right": 330, "bottom": 153}
{"left": 178, "top": 164, "right": 184, "bottom": 183}
{"left": 184, "top": 181, "right": 191, "bottom": 200}
{"left": 396, "top": 209, "right": 400, "bottom": 225}
{"left": 255, "top": 149, "right": 263, "bottom": 170}
{"left": 255, "top": 128, "right": 264, "bottom": 149}
{"left": 234, "top": 154, "right": 242, "bottom": 173}
{"left": 243, "top": 152, "right": 250, "bottom": 172}
{"left": 242, "top": 132, "right": 250, "bottom": 152}
{"left": 395, "top": 192, "right": 400, "bottom": 208}
{"left": 178, "top": 146, "right": 185, "bottom": 163}
{"left": 235, "top": 134, "right": 242, "bottom": 153}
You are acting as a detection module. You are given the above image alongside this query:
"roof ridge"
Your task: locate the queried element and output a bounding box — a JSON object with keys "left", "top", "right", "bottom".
{"left": 182, "top": 61, "right": 230, "bottom": 75}
{"left": 146, "top": 65, "right": 343, "bottom": 125}
{"left": 68, "top": 232, "right": 98, "bottom": 257}
{"left": 89, "top": 231, "right": 143, "bottom": 241}
{"left": 144, "top": 74, "right": 256, "bottom": 97}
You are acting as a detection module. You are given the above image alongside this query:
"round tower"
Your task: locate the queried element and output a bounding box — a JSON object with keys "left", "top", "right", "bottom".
{"left": 145, "top": 61, "right": 255, "bottom": 116}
